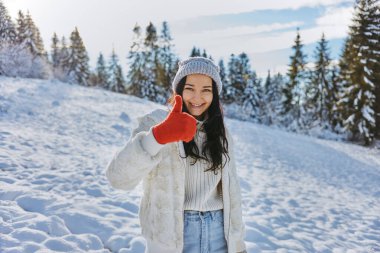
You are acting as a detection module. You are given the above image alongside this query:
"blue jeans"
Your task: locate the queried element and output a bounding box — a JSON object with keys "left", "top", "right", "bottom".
{"left": 183, "top": 209, "right": 228, "bottom": 253}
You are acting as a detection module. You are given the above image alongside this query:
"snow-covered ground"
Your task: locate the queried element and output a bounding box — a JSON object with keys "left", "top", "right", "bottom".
{"left": 0, "top": 76, "right": 379, "bottom": 253}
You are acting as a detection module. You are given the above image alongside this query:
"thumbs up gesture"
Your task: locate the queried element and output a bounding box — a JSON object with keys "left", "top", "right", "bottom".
{"left": 152, "top": 95, "right": 197, "bottom": 144}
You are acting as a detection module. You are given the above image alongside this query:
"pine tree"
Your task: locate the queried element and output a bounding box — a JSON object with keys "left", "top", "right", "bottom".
{"left": 22, "top": 11, "right": 46, "bottom": 57}
{"left": 265, "top": 72, "right": 286, "bottom": 125}
{"left": 226, "top": 54, "right": 238, "bottom": 104}
{"left": 107, "top": 49, "right": 126, "bottom": 93}
{"left": 337, "top": 0, "right": 379, "bottom": 145}
{"left": 305, "top": 33, "right": 333, "bottom": 129}
{"left": 329, "top": 66, "right": 341, "bottom": 130}
{"left": 16, "top": 10, "right": 27, "bottom": 44}
{"left": 126, "top": 23, "right": 145, "bottom": 97}
{"left": 55, "top": 36, "right": 70, "bottom": 80}
{"left": 95, "top": 52, "right": 109, "bottom": 88}
{"left": 0, "top": 1, "right": 17, "bottom": 45}
{"left": 50, "top": 33, "right": 60, "bottom": 68}
{"left": 190, "top": 46, "right": 201, "bottom": 57}
{"left": 157, "top": 21, "right": 177, "bottom": 101}
{"left": 67, "top": 27, "right": 90, "bottom": 85}
{"left": 202, "top": 49, "right": 208, "bottom": 58}
{"left": 371, "top": 2, "right": 380, "bottom": 138}
{"left": 141, "top": 22, "right": 162, "bottom": 102}
{"left": 189, "top": 47, "right": 211, "bottom": 59}
{"left": 242, "top": 72, "right": 263, "bottom": 122}
{"left": 263, "top": 71, "right": 278, "bottom": 125}
{"left": 228, "top": 52, "right": 252, "bottom": 105}
{"left": 282, "top": 28, "right": 307, "bottom": 128}
{"left": 218, "top": 59, "right": 229, "bottom": 102}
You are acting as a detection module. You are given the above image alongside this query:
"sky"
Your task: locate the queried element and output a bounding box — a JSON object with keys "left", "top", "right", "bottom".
{"left": 4, "top": 0, "right": 355, "bottom": 77}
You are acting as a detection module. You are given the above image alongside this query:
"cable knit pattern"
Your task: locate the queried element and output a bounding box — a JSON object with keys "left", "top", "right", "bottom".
{"left": 106, "top": 108, "right": 246, "bottom": 253}
{"left": 184, "top": 124, "right": 224, "bottom": 211}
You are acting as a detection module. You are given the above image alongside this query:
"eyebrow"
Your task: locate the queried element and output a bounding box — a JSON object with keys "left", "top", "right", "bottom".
{"left": 185, "top": 83, "right": 212, "bottom": 88}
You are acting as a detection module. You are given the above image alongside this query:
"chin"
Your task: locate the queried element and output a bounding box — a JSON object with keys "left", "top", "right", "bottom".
{"left": 189, "top": 110, "right": 202, "bottom": 116}
{"left": 193, "top": 112, "right": 207, "bottom": 120}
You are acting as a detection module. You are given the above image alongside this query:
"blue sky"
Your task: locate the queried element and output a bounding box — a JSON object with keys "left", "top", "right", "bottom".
{"left": 4, "top": 0, "right": 355, "bottom": 77}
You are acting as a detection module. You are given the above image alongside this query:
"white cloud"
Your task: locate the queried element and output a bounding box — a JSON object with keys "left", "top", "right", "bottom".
{"left": 196, "top": 22, "right": 303, "bottom": 39}
{"left": 316, "top": 5, "right": 353, "bottom": 29}
{"left": 173, "top": 4, "right": 352, "bottom": 60}
{"left": 127, "top": 0, "right": 354, "bottom": 23}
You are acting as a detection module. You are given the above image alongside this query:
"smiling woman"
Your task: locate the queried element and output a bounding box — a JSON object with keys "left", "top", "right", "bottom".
{"left": 182, "top": 74, "right": 213, "bottom": 120}
{"left": 106, "top": 56, "right": 247, "bottom": 253}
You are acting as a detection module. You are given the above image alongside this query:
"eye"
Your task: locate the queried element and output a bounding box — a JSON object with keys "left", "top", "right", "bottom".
{"left": 184, "top": 87, "right": 194, "bottom": 91}
{"left": 203, "top": 89, "right": 212, "bottom": 92}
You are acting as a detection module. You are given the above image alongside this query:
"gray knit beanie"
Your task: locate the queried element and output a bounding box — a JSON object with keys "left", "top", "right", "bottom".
{"left": 172, "top": 57, "right": 222, "bottom": 95}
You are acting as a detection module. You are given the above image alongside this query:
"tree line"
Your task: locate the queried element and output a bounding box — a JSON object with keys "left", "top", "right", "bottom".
{"left": 0, "top": 0, "right": 379, "bottom": 145}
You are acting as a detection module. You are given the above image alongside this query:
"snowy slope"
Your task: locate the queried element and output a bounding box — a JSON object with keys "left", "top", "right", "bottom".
{"left": 0, "top": 76, "right": 379, "bottom": 253}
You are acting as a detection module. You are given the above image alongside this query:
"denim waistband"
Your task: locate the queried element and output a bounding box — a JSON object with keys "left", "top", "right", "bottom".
{"left": 184, "top": 209, "right": 223, "bottom": 220}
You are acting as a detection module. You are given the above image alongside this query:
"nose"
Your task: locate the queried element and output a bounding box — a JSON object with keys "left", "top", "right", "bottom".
{"left": 191, "top": 91, "right": 203, "bottom": 101}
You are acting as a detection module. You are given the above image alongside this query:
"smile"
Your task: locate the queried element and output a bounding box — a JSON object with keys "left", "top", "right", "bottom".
{"left": 190, "top": 103, "right": 204, "bottom": 108}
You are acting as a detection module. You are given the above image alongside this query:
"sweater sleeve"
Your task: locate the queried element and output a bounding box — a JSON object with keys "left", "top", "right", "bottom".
{"left": 105, "top": 112, "right": 166, "bottom": 191}
{"left": 226, "top": 128, "right": 247, "bottom": 252}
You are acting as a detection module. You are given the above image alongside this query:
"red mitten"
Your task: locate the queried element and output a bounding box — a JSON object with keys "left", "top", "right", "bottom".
{"left": 152, "top": 95, "right": 197, "bottom": 144}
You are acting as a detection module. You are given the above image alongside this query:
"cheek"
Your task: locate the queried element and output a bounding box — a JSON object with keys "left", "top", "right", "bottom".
{"left": 182, "top": 94, "right": 191, "bottom": 105}
{"left": 205, "top": 94, "right": 213, "bottom": 104}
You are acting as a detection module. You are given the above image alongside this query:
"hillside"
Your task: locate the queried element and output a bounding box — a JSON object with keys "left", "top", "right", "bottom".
{"left": 0, "top": 77, "right": 379, "bottom": 253}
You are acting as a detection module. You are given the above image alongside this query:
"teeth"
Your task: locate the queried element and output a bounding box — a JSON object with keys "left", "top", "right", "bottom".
{"left": 191, "top": 103, "right": 202, "bottom": 107}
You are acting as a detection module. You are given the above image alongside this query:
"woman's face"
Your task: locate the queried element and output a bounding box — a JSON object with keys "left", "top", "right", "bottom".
{"left": 182, "top": 74, "right": 213, "bottom": 120}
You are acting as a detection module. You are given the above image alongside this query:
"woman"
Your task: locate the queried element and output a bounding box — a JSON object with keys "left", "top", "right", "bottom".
{"left": 106, "top": 57, "right": 246, "bottom": 253}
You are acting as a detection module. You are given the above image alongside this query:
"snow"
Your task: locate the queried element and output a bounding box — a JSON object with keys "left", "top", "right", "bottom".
{"left": 364, "top": 75, "right": 375, "bottom": 87}
{"left": 1, "top": 76, "right": 380, "bottom": 253}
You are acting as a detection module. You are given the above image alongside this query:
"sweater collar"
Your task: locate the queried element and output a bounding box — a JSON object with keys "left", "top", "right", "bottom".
{"left": 196, "top": 116, "right": 207, "bottom": 133}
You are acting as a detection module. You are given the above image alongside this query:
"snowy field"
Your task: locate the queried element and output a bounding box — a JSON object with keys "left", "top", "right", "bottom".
{"left": 0, "top": 77, "right": 379, "bottom": 253}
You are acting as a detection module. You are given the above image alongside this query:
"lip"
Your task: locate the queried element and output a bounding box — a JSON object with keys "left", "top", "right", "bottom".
{"left": 189, "top": 103, "right": 204, "bottom": 108}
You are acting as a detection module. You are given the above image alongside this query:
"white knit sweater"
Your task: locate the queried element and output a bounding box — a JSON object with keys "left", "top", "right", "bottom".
{"left": 141, "top": 119, "right": 223, "bottom": 211}
{"left": 107, "top": 108, "right": 246, "bottom": 253}
{"left": 183, "top": 120, "right": 223, "bottom": 211}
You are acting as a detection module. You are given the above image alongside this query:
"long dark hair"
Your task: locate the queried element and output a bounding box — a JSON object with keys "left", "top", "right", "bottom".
{"left": 169, "top": 76, "right": 230, "bottom": 174}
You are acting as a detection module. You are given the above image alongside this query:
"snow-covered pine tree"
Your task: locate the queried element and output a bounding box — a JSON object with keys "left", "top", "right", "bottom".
{"left": 370, "top": 1, "right": 380, "bottom": 138}
{"left": 53, "top": 36, "right": 70, "bottom": 81}
{"left": 202, "top": 49, "right": 208, "bottom": 58}
{"left": 0, "top": 42, "right": 34, "bottom": 77}
{"left": 336, "top": 38, "right": 355, "bottom": 133}
{"left": 15, "top": 10, "right": 27, "bottom": 44}
{"left": 22, "top": 11, "right": 46, "bottom": 58}
{"left": 0, "top": 0, "right": 18, "bottom": 76}
{"left": 337, "top": 0, "right": 378, "bottom": 145}
{"left": 141, "top": 22, "right": 162, "bottom": 102}
{"left": 262, "top": 70, "right": 273, "bottom": 124}
{"left": 67, "top": 27, "right": 90, "bottom": 86}
{"left": 242, "top": 71, "right": 263, "bottom": 122}
{"left": 228, "top": 52, "right": 251, "bottom": 105}
{"left": 282, "top": 28, "right": 307, "bottom": 129}
{"left": 189, "top": 47, "right": 211, "bottom": 59}
{"left": 126, "top": 23, "right": 145, "bottom": 97}
{"left": 329, "top": 65, "right": 342, "bottom": 131}
{"left": 0, "top": 0, "right": 17, "bottom": 45}
{"left": 50, "top": 33, "right": 60, "bottom": 68}
{"left": 107, "top": 49, "right": 126, "bottom": 93}
{"left": 218, "top": 59, "right": 231, "bottom": 103}
{"left": 157, "top": 21, "right": 177, "bottom": 102}
{"left": 304, "top": 33, "right": 333, "bottom": 129}
{"left": 190, "top": 46, "right": 201, "bottom": 57}
{"left": 0, "top": 6, "right": 50, "bottom": 79}
{"left": 95, "top": 53, "right": 109, "bottom": 88}
{"left": 263, "top": 71, "right": 284, "bottom": 125}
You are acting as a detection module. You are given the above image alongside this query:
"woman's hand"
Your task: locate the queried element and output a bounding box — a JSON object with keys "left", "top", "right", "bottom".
{"left": 152, "top": 95, "right": 197, "bottom": 144}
